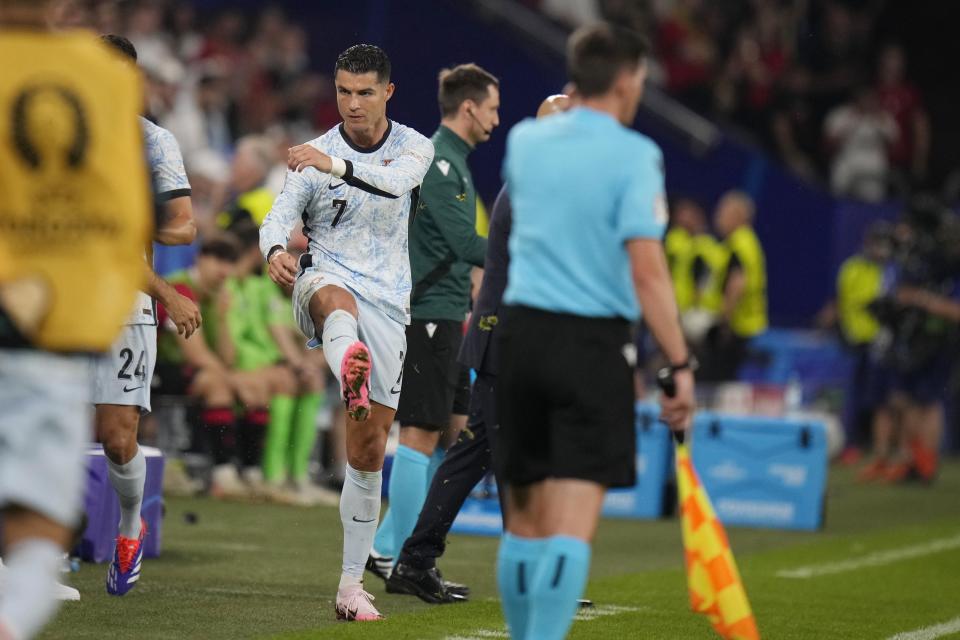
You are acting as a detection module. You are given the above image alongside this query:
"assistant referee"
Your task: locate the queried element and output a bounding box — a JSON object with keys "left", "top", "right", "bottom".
{"left": 494, "top": 25, "right": 695, "bottom": 640}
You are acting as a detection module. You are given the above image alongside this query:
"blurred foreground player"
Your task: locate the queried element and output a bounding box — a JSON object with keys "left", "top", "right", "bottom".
{"left": 95, "top": 35, "right": 200, "bottom": 597}
{"left": 0, "top": 4, "right": 150, "bottom": 637}
{"left": 261, "top": 44, "right": 433, "bottom": 621}
{"left": 496, "top": 25, "right": 695, "bottom": 640}
{"left": 386, "top": 95, "right": 570, "bottom": 604}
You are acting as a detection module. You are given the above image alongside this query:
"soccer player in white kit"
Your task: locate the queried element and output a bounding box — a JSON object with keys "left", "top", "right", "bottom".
{"left": 93, "top": 35, "right": 201, "bottom": 597}
{"left": 260, "top": 44, "right": 434, "bottom": 621}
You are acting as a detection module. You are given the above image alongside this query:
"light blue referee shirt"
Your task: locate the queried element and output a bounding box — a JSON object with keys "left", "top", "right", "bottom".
{"left": 502, "top": 107, "right": 668, "bottom": 321}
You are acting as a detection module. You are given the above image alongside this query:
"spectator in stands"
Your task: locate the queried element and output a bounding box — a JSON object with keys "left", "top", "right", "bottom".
{"left": 714, "top": 5, "right": 790, "bottom": 138}
{"left": 796, "top": 1, "right": 874, "bottom": 118}
{"left": 700, "top": 191, "right": 768, "bottom": 381}
{"left": 655, "top": 0, "right": 718, "bottom": 112}
{"left": 771, "top": 79, "right": 822, "bottom": 180}
{"left": 875, "top": 44, "right": 930, "bottom": 191}
{"left": 824, "top": 86, "right": 899, "bottom": 202}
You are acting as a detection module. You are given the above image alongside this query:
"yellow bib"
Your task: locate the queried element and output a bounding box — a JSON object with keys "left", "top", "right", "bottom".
{"left": 725, "top": 226, "right": 768, "bottom": 338}
{"left": 837, "top": 255, "right": 882, "bottom": 345}
{"left": 0, "top": 31, "right": 151, "bottom": 351}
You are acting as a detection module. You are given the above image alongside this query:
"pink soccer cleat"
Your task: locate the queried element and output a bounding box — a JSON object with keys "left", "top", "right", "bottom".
{"left": 335, "top": 583, "right": 383, "bottom": 621}
{"left": 341, "top": 341, "right": 372, "bottom": 422}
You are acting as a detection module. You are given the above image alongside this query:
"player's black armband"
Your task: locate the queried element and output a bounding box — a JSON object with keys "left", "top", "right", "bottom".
{"left": 341, "top": 160, "right": 399, "bottom": 199}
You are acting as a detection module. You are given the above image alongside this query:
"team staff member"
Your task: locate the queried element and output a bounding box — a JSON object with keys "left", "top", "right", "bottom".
{"left": 495, "top": 25, "right": 694, "bottom": 640}
{"left": 700, "top": 190, "right": 768, "bottom": 381}
{"left": 385, "top": 95, "right": 570, "bottom": 605}
{"left": 370, "top": 64, "right": 500, "bottom": 577}
{"left": 0, "top": 5, "right": 150, "bottom": 637}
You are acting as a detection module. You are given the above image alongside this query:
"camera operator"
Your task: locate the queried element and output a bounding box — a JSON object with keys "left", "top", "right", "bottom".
{"left": 865, "top": 198, "right": 960, "bottom": 483}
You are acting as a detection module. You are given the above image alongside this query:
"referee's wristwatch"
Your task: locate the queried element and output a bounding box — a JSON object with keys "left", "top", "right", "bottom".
{"left": 655, "top": 356, "right": 698, "bottom": 398}
{"left": 661, "top": 356, "right": 698, "bottom": 376}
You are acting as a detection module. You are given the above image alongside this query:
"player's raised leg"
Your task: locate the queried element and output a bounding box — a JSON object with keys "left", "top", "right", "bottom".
{"left": 308, "top": 284, "right": 372, "bottom": 423}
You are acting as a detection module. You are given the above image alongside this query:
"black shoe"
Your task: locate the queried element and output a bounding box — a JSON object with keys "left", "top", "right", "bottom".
{"left": 385, "top": 562, "right": 467, "bottom": 604}
{"left": 435, "top": 567, "right": 470, "bottom": 597}
{"left": 365, "top": 552, "right": 393, "bottom": 583}
{"left": 578, "top": 599, "right": 594, "bottom": 608}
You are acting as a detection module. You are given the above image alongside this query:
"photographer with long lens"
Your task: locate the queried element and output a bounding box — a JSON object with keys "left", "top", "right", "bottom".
{"left": 864, "top": 196, "right": 960, "bottom": 483}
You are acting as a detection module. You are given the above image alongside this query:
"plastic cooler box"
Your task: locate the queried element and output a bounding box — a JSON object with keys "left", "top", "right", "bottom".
{"left": 690, "top": 412, "right": 828, "bottom": 531}
{"left": 76, "top": 445, "right": 165, "bottom": 563}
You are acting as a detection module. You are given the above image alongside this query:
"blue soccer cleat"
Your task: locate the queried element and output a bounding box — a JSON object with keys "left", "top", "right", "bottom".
{"left": 106, "top": 518, "right": 147, "bottom": 596}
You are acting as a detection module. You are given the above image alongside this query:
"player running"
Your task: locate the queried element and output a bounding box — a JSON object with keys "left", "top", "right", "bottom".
{"left": 95, "top": 35, "right": 201, "bottom": 597}
{"left": 260, "top": 44, "right": 434, "bottom": 621}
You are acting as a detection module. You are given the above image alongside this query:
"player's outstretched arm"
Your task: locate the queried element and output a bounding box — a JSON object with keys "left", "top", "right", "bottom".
{"left": 155, "top": 195, "right": 197, "bottom": 246}
{"left": 287, "top": 134, "right": 435, "bottom": 199}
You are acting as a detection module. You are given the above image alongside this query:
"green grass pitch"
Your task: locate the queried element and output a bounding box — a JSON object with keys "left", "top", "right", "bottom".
{"left": 42, "top": 461, "right": 960, "bottom": 639}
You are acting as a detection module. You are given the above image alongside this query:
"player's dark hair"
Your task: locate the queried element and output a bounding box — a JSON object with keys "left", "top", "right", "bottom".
{"left": 567, "top": 24, "right": 648, "bottom": 98}
{"left": 229, "top": 218, "right": 262, "bottom": 251}
{"left": 100, "top": 34, "right": 138, "bottom": 62}
{"left": 437, "top": 63, "right": 499, "bottom": 118}
{"left": 199, "top": 235, "right": 241, "bottom": 263}
{"left": 335, "top": 44, "right": 391, "bottom": 84}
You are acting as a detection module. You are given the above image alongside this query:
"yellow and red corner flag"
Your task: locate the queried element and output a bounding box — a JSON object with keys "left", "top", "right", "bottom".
{"left": 676, "top": 441, "right": 760, "bottom": 640}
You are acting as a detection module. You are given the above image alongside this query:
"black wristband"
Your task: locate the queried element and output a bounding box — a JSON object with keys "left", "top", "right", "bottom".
{"left": 266, "top": 245, "right": 285, "bottom": 262}
{"left": 667, "top": 356, "right": 698, "bottom": 374}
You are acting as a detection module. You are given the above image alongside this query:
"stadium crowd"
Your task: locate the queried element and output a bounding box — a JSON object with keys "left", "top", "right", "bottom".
{"left": 529, "top": 0, "right": 931, "bottom": 203}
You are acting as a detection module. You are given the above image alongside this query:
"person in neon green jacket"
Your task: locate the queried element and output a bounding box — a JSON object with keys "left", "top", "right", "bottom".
{"left": 227, "top": 221, "right": 334, "bottom": 505}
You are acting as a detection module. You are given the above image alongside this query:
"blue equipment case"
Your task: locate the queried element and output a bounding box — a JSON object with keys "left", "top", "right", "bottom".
{"left": 690, "top": 412, "right": 828, "bottom": 531}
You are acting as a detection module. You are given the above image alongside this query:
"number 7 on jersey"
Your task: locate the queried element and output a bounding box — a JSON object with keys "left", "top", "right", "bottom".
{"left": 332, "top": 199, "right": 347, "bottom": 227}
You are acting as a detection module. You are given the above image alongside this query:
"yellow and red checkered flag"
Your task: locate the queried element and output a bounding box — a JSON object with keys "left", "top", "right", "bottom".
{"left": 676, "top": 441, "right": 760, "bottom": 640}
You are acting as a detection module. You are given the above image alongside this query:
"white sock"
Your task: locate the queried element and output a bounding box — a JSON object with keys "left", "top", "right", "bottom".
{"left": 322, "top": 309, "right": 359, "bottom": 394}
{"left": 0, "top": 539, "right": 64, "bottom": 640}
{"left": 107, "top": 447, "right": 146, "bottom": 539}
{"left": 338, "top": 463, "right": 381, "bottom": 590}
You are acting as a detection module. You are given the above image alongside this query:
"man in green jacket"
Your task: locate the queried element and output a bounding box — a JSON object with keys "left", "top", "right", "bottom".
{"left": 369, "top": 64, "right": 500, "bottom": 580}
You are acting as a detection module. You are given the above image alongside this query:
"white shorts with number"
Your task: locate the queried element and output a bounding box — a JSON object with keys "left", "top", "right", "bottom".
{"left": 0, "top": 349, "right": 92, "bottom": 527}
{"left": 294, "top": 268, "right": 407, "bottom": 410}
{"left": 91, "top": 323, "right": 157, "bottom": 414}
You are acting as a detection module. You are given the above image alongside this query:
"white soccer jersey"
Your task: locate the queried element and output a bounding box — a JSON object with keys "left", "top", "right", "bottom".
{"left": 126, "top": 117, "right": 191, "bottom": 326}
{"left": 260, "top": 121, "right": 434, "bottom": 324}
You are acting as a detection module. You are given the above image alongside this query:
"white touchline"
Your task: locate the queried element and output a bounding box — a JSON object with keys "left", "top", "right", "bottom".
{"left": 443, "top": 605, "right": 646, "bottom": 640}
{"left": 885, "top": 616, "right": 960, "bottom": 640}
{"left": 776, "top": 533, "right": 960, "bottom": 579}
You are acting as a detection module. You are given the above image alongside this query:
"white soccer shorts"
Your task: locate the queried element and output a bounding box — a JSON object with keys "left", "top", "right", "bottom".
{"left": 0, "top": 349, "right": 92, "bottom": 527}
{"left": 293, "top": 268, "right": 406, "bottom": 410}
{"left": 91, "top": 323, "right": 157, "bottom": 414}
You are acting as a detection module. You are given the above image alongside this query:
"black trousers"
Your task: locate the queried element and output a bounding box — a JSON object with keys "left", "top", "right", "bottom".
{"left": 397, "top": 372, "right": 504, "bottom": 570}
